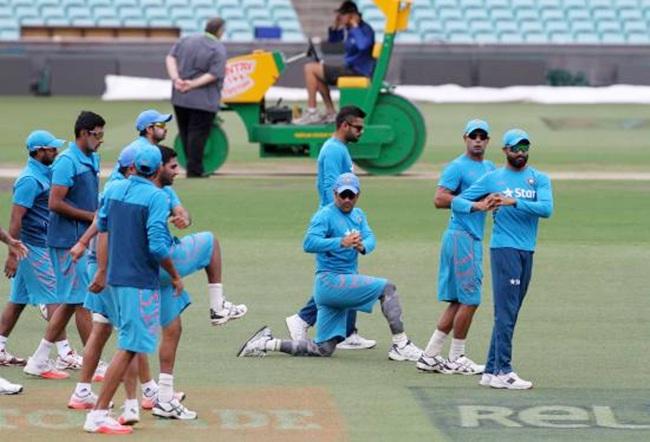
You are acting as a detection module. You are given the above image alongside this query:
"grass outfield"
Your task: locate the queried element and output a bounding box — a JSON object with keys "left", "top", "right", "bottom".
{"left": 1, "top": 97, "right": 650, "bottom": 172}
{"left": 0, "top": 176, "right": 648, "bottom": 441}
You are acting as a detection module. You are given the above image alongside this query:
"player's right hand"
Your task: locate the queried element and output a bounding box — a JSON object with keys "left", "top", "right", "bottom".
{"left": 70, "top": 241, "right": 87, "bottom": 263}
{"left": 3, "top": 254, "right": 17, "bottom": 278}
{"left": 171, "top": 277, "right": 184, "bottom": 296}
{"left": 89, "top": 270, "right": 106, "bottom": 293}
{"left": 341, "top": 232, "right": 361, "bottom": 248}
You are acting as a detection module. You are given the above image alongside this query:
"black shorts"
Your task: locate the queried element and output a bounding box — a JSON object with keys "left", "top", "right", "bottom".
{"left": 323, "top": 64, "right": 363, "bottom": 86}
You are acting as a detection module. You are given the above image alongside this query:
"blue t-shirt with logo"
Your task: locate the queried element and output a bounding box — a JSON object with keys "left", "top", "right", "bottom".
{"left": 316, "top": 137, "right": 353, "bottom": 208}
{"left": 451, "top": 166, "right": 553, "bottom": 252}
{"left": 439, "top": 154, "right": 495, "bottom": 241}
{"left": 13, "top": 158, "right": 52, "bottom": 247}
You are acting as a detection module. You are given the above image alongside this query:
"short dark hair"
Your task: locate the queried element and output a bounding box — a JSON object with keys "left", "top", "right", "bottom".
{"left": 336, "top": 106, "right": 366, "bottom": 128}
{"left": 158, "top": 145, "right": 177, "bottom": 166}
{"left": 139, "top": 129, "right": 147, "bottom": 137}
{"left": 205, "top": 17, "right": 225, "bottom": 36}
{"left": 74, "top": 111, "right": 106, "bottom": 138}
{"left": 118, "top": 165, "right": 129, "bottom": 175}
{"left": 29, "top": 150, "right": 38, "bottom": 158}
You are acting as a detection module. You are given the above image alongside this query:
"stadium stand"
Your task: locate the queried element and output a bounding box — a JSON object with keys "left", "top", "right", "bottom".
{"left": 0, "top": 0, "right": 304, "bottom": 41}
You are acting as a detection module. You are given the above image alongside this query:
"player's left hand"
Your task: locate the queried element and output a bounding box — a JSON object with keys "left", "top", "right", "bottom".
{"left": 169, "top": 214, "right": 190, "bottom": 229}
{"left": 171, "top": 277, "right": 184, "bottom": 296}
{"left": 89, "top": 270, "right": 106, "bottom": 293}
{"left": 493, "top": 194, "right": 517, "bottom": 207}
{"left": 4, "top": 254, "right": 17, "bottom": 278}
{"left": 7, "top": 239, "right": 28, "bottom": 260}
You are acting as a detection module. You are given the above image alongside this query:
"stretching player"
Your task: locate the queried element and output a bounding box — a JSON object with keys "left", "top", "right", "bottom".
{"left": 239, "top": 173, "right": 422, "bottom": 360}
{"left": 418, "top": 120, "right": 495, "bottom": 375}
{"left": 24, "top": 111, "right": 105, "bottom": 379}
{"left": 452, "top": 129, "right": 553, "bottom": 389}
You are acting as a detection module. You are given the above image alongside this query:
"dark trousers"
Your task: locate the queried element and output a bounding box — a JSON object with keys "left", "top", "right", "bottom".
{"left": 173, "top": 105, "right": 215, "bottom": 176}
{"left": 298, "top": 296, "right": 357, "bottom": 338}
{"left": 485, "top": 248, "right": 534, "bottom": 375}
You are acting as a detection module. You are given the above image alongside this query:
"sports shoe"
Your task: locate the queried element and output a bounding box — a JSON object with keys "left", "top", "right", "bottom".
{"left": 84, "top": 412, "right": 133, "bottom": 434}
{"left": 152, "top": 399, "right": 197, "bottom": 420}
{"left": 55, "top": 350, "right": 83, "bottom": 370}
{"left": 68, "top": 390, "right": 98, "bottom": 410}
{"left": 118, "top": 404, "right": 140, "bottom": 425}
{"left": 0, "top": 377, "right": 23, "bottom": 395}
{"left": 237, "top": 326, "right": 273, "bottom": 357}
{"left": 447, "top": 355, "right": 485, "bottom": 375}
{"left": 24, "top": 357, "right": 70, "bottom": 380}
{"left": 489, "top": 372, "right": 533, "bottom": 390}
{"left": 292, "top": 109, "right": 325, "bottom": 125}
{"left": 141, "top": 390, "right": 186, "bottom": 410}
{"left": 92, "top": 360, "right": 109, "bottom": 382}
{"left": 388, "top": 341, "right": 423, "bottom": 362}
{"left": 210, "top": 301, "right": 248, "bottom": 326}
{"left": 416, "top": 354, "right": 452, "bottom": 374}
{"left": 322, "top": 112, "right": 337, "bottom": 124}
{"left": 0, "top": 349, "right": 27, "bottom": 366}
{"left": 479, "top": 373, "right": 494, "bottom": 387}
{"left": 285, "top": 314, "right": 309, "bottom": 341}
{"left": 336, "top": 332, "right": 377, "bottom": 350}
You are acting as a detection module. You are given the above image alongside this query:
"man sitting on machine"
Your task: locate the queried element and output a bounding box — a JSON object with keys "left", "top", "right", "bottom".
{"left": 294, "top": 1, "right": 375, "bottom": 125}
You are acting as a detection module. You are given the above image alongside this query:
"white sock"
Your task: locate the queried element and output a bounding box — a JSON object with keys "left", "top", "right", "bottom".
{"left": 158, "top": 373, "right": 174, "bottom": 403}
{"left": 34, "top": 339, "right": 54, "bottom": 362}
{"left": 306, "top": 107, "right": 317, "bottom": 114}
{"left": 0, "top": 335, "right": 7, "bottom": 351}
{"left": 208, "top": 283, "right": 224, "bottom": 312}
{"left": 55, "top": 339, "right": 72, "bottom": 357}
{"left": 424, "top": 329, "right": 448, "bottom": 357}
{"left": 75, "top": 382, "right": 92, "bottom": 396}
{"left": 141, "top": 379, "right": 157, "bottom": 398}
{"left": 392, "top": 332, "right": 408, "bottom": 347}
{"left": 264, "top": 339, "right": 281, "bottom": 352}
{"left": 124, "top": 398, "right": 139, "bottom": 410}
{"left": 89, "top": 409, "right": 109, "bottom": 419}
{"left": 449, "top": 338, "right": 466, "bottom": 362}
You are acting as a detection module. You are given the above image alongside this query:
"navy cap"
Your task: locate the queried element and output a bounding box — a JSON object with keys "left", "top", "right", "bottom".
{"left": 117, "top": 144, "right": 138, "bottom": 168}
{"left": 464, "top": 119, "right": 490, "bottom": 135}
{"left": 135, "top": 109, "right": 172, "bottom": 132}
{"left": 134, "top": 144, "right": 162, "bottom": 176}
{"left": 334, "top": 172, "right": 360, "bottom": 194}
{"left": 503, "top": 128, "right": 530, "bottom": 147}
{"left": 25, "top": 130, "right": 65, "bottom": 152}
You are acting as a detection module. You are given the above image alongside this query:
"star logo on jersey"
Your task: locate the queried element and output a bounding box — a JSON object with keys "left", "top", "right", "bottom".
{"left": 527, "top": 177, "right": 535, "bottom": 186}
{"left": 502, "top": 188, "right": 514, "bottom": 198}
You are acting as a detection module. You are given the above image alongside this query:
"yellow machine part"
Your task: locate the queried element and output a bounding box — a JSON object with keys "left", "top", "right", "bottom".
{"left": 337, "top": 77, "right": 370, "bottom": 88}
{"left": 374, "top": 0, "right": 412, "bottom": 33}
{"left": 221, "top": 51, "right": 280, "bottom": 103}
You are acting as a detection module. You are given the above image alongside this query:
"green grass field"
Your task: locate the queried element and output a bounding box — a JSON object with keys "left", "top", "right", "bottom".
{"left": 0, "top": 98, "right": 648, "bottom": 441}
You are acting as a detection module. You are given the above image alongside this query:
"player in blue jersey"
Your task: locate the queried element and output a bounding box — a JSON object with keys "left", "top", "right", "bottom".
{"left": 286, "top": 106, "right": 376, "bottom": 351}
{"left": 24, "top": 112, "right": 106, "bottom": 379}
{"left": 239, "top": 173, "right": 422, "bottom": 361}
{"left": 83, "top": 144, "right": 183, "bottom": 435}
{"left": 417, "top": 120, "right": 496, "bottom": 376}
{"left": 0, "top": 131, "right": 62, "bottom": 371}
{"left": 451, "top": 128, "right": 553, "bottom": 390}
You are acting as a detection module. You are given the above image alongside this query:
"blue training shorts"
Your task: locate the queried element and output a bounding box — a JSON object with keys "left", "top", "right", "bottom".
{"left": 83, "top": 260, "right": 118, "bottom": 325}
{"left": 313, "top": 272, "right": 387, "bottom": 344}
{"left": 437, "top": 229, "right": 483, "bottom": 306}
{"left": 10, "top": 243, "right": 57, "bottom": 305}
{"left": 50, "top": 247, "right": 90, "bottom": 304}
{"left": 113, "top": 285, "right": 161, "bottom": 354}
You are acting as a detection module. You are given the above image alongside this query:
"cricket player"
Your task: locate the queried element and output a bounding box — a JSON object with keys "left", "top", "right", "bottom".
{"left": 0, "top": 131, "right": 62, "bottom": 369}
{"left": 418, "top": 120, "right": 496, "bottom": 375}
{"left": 239, "top": 173, "right": 422, "bottom": 361}
{"left": 0, "top": 225, "right": 28, "bottom": 395}
{"left": 83, "top": 144, "right": 182, "bottom": 434}
{"left": 451, "top": 129, "right": 553, "bottom": 389}
{"left": 24, "top": 111, "right": 105, "bottom": 379}
{"left": 286, "top": 106, "right": 376, "bottom": 350}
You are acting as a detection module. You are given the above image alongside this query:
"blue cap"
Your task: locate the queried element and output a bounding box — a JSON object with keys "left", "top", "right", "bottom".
{"left": 117, "top": 145, "right": 138, "bottom": 168}
{"left": 503, "top": 128, "right": 531, "bottom": 147}
{"left": 464, "top": 119, "right": 490, "bottom": 135}
{"left": 334, "top": 173, "right": 360, "bottom": 194}
{"left": 25, "top": 130, "right": 65, "bottom": 152}
{"left": 135, "top": 109, "right": 172, "bottom": 131}
{"left": 134, "top": 144, "right": 162, "bottom": 176}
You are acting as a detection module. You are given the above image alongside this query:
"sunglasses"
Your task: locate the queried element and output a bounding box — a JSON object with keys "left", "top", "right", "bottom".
{"left": 88, "top": 130, "right": 104, "bottom": 139}
{"left": 338, "top": 190, "right": 358, "bottom": 200}
{"left": 152, "top": 122, "right": 167, "bottom": 129}
{"left": 509, "top": 143, "right": 530, "bottom": 153}
{"left": 468, "top": 132, "right": 488, "bottom": 141}
{"left": 345, "top": 121, "right": 364, "bottom": 132}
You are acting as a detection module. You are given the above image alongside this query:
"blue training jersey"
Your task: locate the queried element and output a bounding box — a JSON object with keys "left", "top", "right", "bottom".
{"left": 303, "top": 203, "right": 376, "bottom": 274}
{"left": 451, "top": 166, "right": 553, "bottom": 252}
{"left": 12, "top": 157, "right": 52, "bottom": 247}
{"left": 47, "top": 142, "right": 100, "bottom": 249}
{"left": 328, "top": 21, "right": 376, "bottom": 77}
{"left": 88, "top": 168, "right": 128, "bottom": 263}
{"left": 98, "top": 176, "right": 172, "bottom": 289}
{"left": 439, "top": 154, "right": 495, "bottom": 241}
{"left": 316, "top": 137, "right": 353, "bottom": 207}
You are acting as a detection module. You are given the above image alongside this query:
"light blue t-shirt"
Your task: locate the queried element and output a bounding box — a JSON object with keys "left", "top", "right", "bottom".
{"left": 303, "top": 203, "right": 376, "bottom": 274}
{"left": 316, "top": 137, "right": 354, "bottom": 207}
{"left": 13, "top": 157, "right": 52, "bottom": 247}
{"left": 439, "top": 154, "right": 496, "bottom": 241}
{"left": 451, "top": 166, "right": 553, "bottom": 252}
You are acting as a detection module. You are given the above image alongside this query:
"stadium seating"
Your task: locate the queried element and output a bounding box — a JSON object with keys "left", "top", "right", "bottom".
{"left": 0, "top": 0, "right": 304, "bottom": 41}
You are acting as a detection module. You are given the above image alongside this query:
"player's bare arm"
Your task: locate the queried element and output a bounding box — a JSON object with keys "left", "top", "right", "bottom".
{"left": 434, "top": 186, "right": 455, "bottom": 209}
{"left": 4, "top": 204, "right": 28, "bottom": 277}
{"left": 89, "top": 232, "right": 108, "bottom": 294}
{"left": 70, "top": 217, "right": 99, "bottom": 262}
{"left": 49, "top": 185, "right": 95, "bottom": 223}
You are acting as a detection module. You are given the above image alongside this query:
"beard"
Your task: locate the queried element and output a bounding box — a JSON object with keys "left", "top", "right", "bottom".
{"left": 507, "top": 155, "right": 528, "bottom": 169}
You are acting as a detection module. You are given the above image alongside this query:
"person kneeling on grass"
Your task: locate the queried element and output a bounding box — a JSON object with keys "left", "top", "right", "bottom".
{"left": 238, "top": 173, "right": 422, "bottom": 360}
